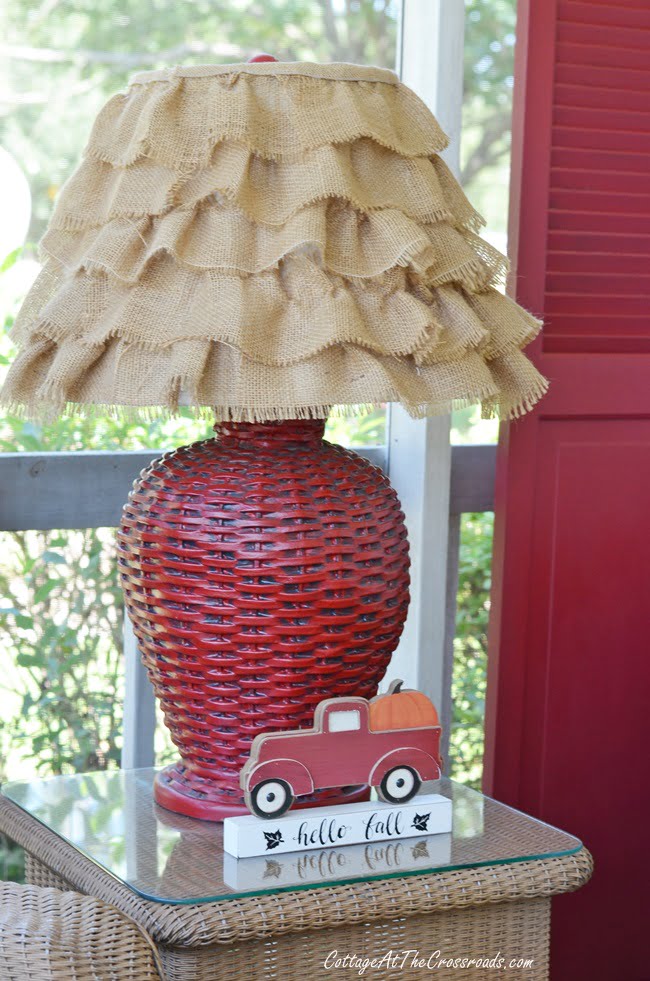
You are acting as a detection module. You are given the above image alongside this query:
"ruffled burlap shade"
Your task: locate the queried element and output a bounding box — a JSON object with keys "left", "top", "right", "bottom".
{"left": 1, "top": 61, "right": 547, "bottom": 422}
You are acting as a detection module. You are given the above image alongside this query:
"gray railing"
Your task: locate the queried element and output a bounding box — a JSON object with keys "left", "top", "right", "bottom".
{"left": 0, "top": 446, "right": 494, "bottom": 530}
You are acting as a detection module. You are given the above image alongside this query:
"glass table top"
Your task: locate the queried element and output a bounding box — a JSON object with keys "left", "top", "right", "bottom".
{"left": 2, "top": 769, "right": 582, "bottom": 905}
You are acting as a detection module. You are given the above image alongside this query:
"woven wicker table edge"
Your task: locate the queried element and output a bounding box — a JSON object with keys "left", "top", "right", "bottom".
{"left": 0, "top": 794, "right": 593, "bottom": 949}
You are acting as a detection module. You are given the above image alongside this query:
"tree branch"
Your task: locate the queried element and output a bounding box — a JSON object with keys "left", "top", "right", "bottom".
{"left": 1, "top": 78, "right": 97, "bottom": 107}
{"left": 317, "top": 0, "right": 344, "bottom": 60}
{"left": 461, "top": 112, "right": 511, "bottom": 188}
{"left": 0, "top": 40, "right": 241, "bottom": 68}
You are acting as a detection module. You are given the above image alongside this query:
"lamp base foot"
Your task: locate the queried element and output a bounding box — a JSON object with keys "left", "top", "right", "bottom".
{"left": 154, "top": 763, "right": 370, "bottom": 822}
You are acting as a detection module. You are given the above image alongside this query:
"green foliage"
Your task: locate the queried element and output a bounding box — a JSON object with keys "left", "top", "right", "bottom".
{"left": 0, "top": 528, "right": 124, "bottom": 775}
{"left": 0, "top": 835, "right": 24, "bottom": 883}
{"left": 462, "top": 0, "right": 517, "bottom": 231}
{"left": 0, "top": 707, "right": 24, "bottom": 882}
{"left": 450, "top": 512, "right": 494, "bottom": 788}
{"left": 325, "top": 409, "right": 386, "bottom": 448}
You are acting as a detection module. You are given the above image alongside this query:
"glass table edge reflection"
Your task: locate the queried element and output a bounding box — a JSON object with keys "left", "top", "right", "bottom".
{"left": 95, "top": 845, "right": 587, "bottom": 906}
{"left": 1, "top": 769, "right": 583, "bottom": 907}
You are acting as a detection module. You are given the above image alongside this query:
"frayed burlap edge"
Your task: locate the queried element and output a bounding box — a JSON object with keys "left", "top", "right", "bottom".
{"left": 0, "top": 379, "right": 549, "bottom": 427}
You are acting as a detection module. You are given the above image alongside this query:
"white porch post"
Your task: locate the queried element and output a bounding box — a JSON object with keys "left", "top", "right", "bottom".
{"left": 387, "top": 0, "right": 465, "bottom": 708}
{"left": 121, "top": 613, "right": 156, "bottom": 769}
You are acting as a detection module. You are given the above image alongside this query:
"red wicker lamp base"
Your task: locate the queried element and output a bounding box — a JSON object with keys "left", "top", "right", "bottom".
{"left": 118, "top": 419, "right": 410, "bottom": 821}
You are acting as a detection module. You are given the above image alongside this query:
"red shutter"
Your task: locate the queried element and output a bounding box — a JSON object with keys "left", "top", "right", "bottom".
{"left": 485, "top": 2, "right": 650, "bottom": 978}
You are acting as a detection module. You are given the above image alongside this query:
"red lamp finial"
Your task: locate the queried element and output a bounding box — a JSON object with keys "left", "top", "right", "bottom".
{"left": 247, "top": 53, "right": 278, "bottom": 63}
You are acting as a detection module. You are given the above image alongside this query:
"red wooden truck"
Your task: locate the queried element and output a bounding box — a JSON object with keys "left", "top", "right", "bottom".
{"left": 241, "top": 680, "right": 443, "bottom": 818}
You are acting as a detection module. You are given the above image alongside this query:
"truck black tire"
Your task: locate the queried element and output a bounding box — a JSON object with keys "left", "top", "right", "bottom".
{"left": 378, "top": 765, "right": 421, "bottom": 804}
{"left": 249, "top": 778, "right": 294, "bottom": 819}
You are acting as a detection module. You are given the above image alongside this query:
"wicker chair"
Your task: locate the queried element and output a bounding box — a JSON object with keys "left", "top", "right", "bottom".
{"left": 0, "top": 879, "right": 164, "bottom": 980}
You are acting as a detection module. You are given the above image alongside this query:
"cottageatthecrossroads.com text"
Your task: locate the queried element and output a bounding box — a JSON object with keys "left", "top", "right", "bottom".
{"left": 323, "top": 949, "right": 535, "bottom": 974}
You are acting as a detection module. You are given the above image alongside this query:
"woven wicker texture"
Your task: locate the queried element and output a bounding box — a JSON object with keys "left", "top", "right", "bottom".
{"left": 155, "top": 900, "right": 552, "bottom": 981}
{"left": 117, "top": 419, "right": 409, "bottom": 813}
{"left": 0, "top": 60, "right": 547, "bottom": 422}
{"left": 17, "top": 848, "right": 593, "bottom": 981}
{"left": 22, "top": 854, "right": 553, "bottom": 980}
{"left": 1, "top": 798, "right": 593, "bottom": 951}
{"left": 0, "top": 881, "right": 164, "bottom": 980}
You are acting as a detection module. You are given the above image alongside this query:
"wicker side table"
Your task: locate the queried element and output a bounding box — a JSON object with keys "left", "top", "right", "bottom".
{"left": 0, "top": 794, "right": 591, "bottom": 981}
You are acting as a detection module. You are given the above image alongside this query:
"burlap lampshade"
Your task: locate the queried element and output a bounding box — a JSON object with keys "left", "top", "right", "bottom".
{"left": 0, "top": 60, "right": 546, "bottom": 423}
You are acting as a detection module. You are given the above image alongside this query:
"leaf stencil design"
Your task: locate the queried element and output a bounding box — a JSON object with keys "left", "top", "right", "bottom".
{"left": 264, "top": 829, "right": 284, "bottom": 850}
{"left": 412, "top": 812, "right": 430, "bottom": 832}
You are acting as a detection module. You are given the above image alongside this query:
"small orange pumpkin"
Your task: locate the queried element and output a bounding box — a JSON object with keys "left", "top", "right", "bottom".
{"left": 369, "top": 679, "right": 440, "bottom": 732}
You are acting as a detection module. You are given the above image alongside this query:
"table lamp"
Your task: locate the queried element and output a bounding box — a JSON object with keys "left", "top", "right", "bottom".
{"left": 0, "top": 58, "right": 546, "bottom": 820}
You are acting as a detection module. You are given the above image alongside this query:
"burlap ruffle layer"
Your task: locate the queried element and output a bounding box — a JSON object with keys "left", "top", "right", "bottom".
{"left": 10, "top": 255, "right": 538, "bottom": 366}
{"left": 86, "top": 65, "right": 448, "bottom": 167}
{"left": 1, "top": 61, "right": 547, "bottom": 421}
{"left": 3, "top": 335, "right": 548, "bottom": 422}
{"left": 42, "top": 203, "right": 505, "bottom": 284}
{"left": 46, "top": 142, "right": 481, "bottom": 231}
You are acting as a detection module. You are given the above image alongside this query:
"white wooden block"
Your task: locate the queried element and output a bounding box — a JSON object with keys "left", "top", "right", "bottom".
{"left": 223, "top": 793, "right": 452, "bottom": 859}
{"left": 223, "top": 831, "right": 452, "bottom": 891}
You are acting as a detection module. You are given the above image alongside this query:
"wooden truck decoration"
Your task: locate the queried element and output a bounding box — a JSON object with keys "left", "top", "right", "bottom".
{"left": 241, "top": 680, "right": 443, "bottom": 819}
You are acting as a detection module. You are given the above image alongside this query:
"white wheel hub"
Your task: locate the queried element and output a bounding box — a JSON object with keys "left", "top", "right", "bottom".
{"left": 385, "top": 767, "right": 416, "bottom": 800}
{"left": 254, "top": 780, "right": 288, "bottom": 815}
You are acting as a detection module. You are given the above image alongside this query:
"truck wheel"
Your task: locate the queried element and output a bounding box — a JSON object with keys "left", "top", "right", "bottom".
{"left": 249, "top": 779, "right": 294, "bottom": 819}
{"left": 378, "top": 766, "right": 421, "bottom": 804}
